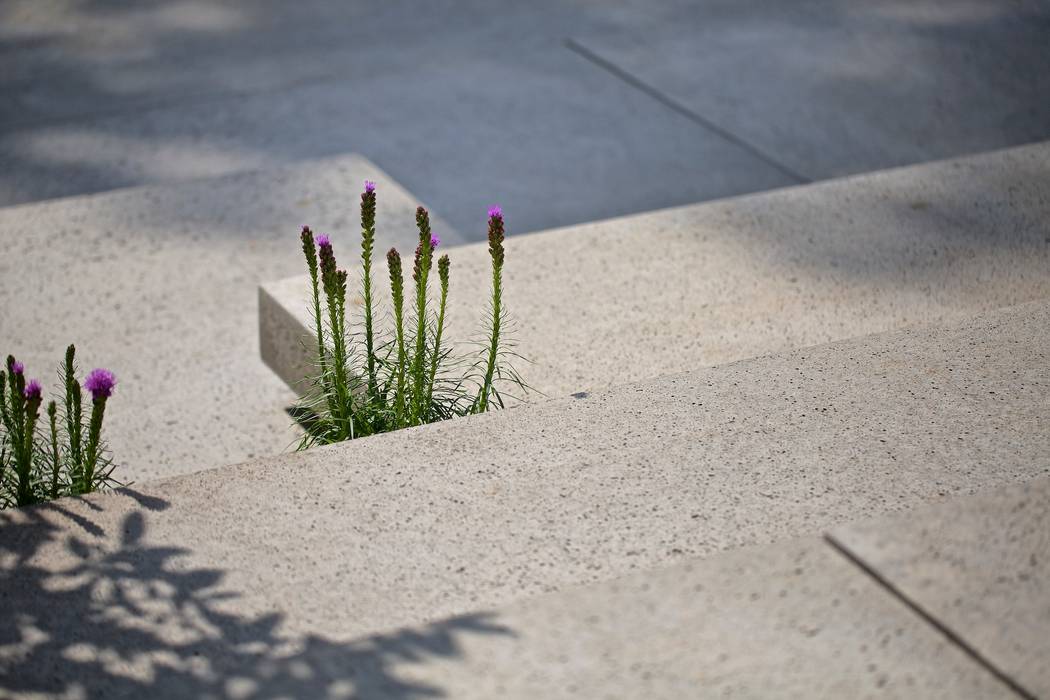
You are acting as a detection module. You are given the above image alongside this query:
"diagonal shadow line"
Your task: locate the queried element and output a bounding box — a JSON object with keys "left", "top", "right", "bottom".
{"left": 564, "top": 37, "right": 811, "bottom": 185}
{"left": 824, "top": 533, "right": 1036, "bottom": 700}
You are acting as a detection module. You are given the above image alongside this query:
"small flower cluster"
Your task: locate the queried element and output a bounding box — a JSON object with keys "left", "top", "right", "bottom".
{"left": 0, "top": 345, "right": 119, "bottom": 509}
{"left": 292, "top": 183, "right": 526, "bottom": 447}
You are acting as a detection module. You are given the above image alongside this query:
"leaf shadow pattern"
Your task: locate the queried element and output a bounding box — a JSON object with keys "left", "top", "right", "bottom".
{"left": 0, "top": 493, "right": 513, "bottom": 698}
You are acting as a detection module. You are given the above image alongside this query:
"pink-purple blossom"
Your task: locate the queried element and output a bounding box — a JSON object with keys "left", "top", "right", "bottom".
{"left": 364, "top": 180, "right": 376, "bottom": 194}
{"left": 84, "top": 368, "right": 117, "bottom": 400}
{"left": 23, "top": 379, "right": 41, "bottom": 401}
{"left": 10, "top": 360, "right": 23, "bottom": 375}
{"left": 488, "top": 205, "right": 502, "bottom": 219}
{"left": 430, "top": 235, "right": 440, "bottom": 249}
{"left": 315, "top": 234, "right": 331, "bottom": 249}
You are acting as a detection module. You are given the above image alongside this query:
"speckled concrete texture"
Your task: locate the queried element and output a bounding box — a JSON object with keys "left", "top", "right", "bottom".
{"left": 262, "top": 141, "right": 1050, "bottom": 400}
{"left": 386, "top": 539, "right": 1012, "bottom": 699}
{"left": 830, "top": 477, "right": 1050, "bottom": 699}
{"left": 0, "top": 154, "right": 462, "bottom": 483}
{"left": 1, "top": 300, "right": 1046, "bottom": 698}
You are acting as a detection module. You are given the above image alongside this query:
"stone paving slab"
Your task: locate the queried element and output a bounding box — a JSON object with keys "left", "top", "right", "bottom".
{"left": 0, "top": 520, "right": 1016, "bottom": 699}
{"left": 0, "top": 153, "right": 457, "bottom": 483}
{"left": 1, "top": 300, "right": 1046, "bottom": 696}
{"left": 572, "top": 0, "right": 1050, "bottom": 181}
{"left": 0, "top": 8, "right": 794, "bottom": 235}
{"left": 383, "top": 538, "right": 1013, "bottom": 699}
{"left": 262, "top": 142, "right": 1050, "bottom": 400}
{"left": 830, "top": 477, "right": 1050, "bottom": 699}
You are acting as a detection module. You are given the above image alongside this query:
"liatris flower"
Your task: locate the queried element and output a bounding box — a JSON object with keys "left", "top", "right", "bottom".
{"left": 478, "top": 205, "right": 506, "bottom": 414}
{"left": 430, "top": 235, "right": 440, "bottom": 249}
{"left": 315, "top": 233, "right": 331, "bottom": 249}
{"left": 9, "top": 359, "right": 23, "bottom": 375}
{"left": 360, "top": 181, "right": 378, "bottom": 402}
{"left": 23, "top": 379, "right": 42, "bottom": 401}
{"left": 487, "top": 205, "right": 505, "bottom": 266}
{"left": 83, "top": 368, "right": 116, "bottom": 400}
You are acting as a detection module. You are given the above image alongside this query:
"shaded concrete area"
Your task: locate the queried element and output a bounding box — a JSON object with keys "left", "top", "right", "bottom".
{"left": 572, "top": 0, "right": 1050, "bottom": 180}
{"left": 263, "top": 142, "right": 1050, "bottom": 401}
{"left": 830, "top": 477, "right": 1050, "bottom": 699}
{"left": 2, "top": 0, "right": 1048, "bottom": 235}
{"left": 0, "top": 495, "right": 513, "bottom": 699}
{"left": 0, "top": 154, "right": 453, "bottom": 483}
{"left": 0, "top": 300, "right": 1046, "bottom": 698}
{"left": 0, "top": 495, "right": 1018, "bottom": 699}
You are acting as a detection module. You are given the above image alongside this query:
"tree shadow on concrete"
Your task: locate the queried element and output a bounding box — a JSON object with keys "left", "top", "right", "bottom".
{"left": 0, "top": 491, "right": 511, "bottom": 698}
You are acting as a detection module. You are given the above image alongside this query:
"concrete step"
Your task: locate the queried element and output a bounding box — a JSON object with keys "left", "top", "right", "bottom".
{"left": 0, "top": 153, "right": 462, "bottom": 483}
{"left": 2, "top": 299, "right": 1047, "bottom": 696}
{"left": 276, "top": 478, "right": 1048, "bottom": 698}
{"left": 261, "top": 140, "right": 1050, "bottom": 399}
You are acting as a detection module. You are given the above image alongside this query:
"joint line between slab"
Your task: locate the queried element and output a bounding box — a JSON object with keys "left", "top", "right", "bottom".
{"left": 823, "top": 533, "right": 1036, "bottom": 700}
{"left": 564, "top": 38, "right": 810, "bottom": 185}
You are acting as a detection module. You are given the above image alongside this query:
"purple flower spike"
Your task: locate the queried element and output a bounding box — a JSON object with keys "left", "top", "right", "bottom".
{"left": 10, "top": 360, "right": 24, "bottom": 375}
{"left": 487, "top": 205, "right": 502, "bottom": 220}
{"left": 430, "top": 234, "right": 440, "bottom": 249}
{"left": 364, "top": 180, "right": 376, "bottom": 194}
{"left": 315, "top": 234, "right": 331, "bottom": 249}
{"left": 23, "top": 379, "right": 41, "bottom": 401}
{"left": 84, "top": 368, "right": 117, "bottom": 400}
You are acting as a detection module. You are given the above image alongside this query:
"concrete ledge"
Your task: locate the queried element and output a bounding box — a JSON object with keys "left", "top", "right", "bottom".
{"left": 831, "top": 477, "right": 1050, "bottom": 699}
{"left": 260, "top": 142, "right": 1050, "bottom": 400}
{"left": 377, "top": 536, "right": 1014, "bottom": 699}
{"left": 2, "top": 299, "right": 1048, "bottom": 697}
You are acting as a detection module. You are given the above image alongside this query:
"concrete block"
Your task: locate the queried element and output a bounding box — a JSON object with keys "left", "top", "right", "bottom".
{"left": 385, "top": 538, "right": 1013, "bottom": 698}
{"left": 830, "top": 477, "right": 1050, "bottom": 699}
{"left": 2, "top": 299, "right": 1047, "bottom": 692}
{"left": 261, "top": 142, "right": 1050, "bottom": 401}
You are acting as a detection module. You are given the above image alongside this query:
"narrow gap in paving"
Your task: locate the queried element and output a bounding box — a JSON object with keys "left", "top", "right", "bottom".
{"left": 823, "top": 534, "right": 1036, "bottom": 700}
{"left": 564, "top": 38, "right": 811, "bottom": 185}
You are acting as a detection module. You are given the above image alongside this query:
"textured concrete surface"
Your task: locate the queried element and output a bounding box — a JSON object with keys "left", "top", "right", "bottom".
{"left": 263, "top": 142, "right": 1050, "bottom": 401}
{"left": 572, "top": 0, "right": 1050, "bottom": 181}
{"left": 1, "top": 300, "right": 1047, "bottom": 697}
{"left": 830, "top": 477, "right": 1050, "bottom": 699}
{"left": 0, "top": 154, "right": 460, "bottom": 483}
{"left": 4, "top": 1, "right": 1049, "bottom": 235}
{"left": 384, "top": 539, "right": 1013, "bottom": 699}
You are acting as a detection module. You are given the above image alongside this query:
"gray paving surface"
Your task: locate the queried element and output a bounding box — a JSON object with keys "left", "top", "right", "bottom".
{"left": 263, "top": 142, "right": 1050, "bottom": 401}
{"left": 0, "top": 153, "right": 457, "bottom": 483}
{"left": 572, "top": 0, "right": 1050, "bottom": 182}
{"left": 831, "top": 477, "right": 1050, "bottom": 699}
{"left": 1, "top": 300, "right": 1047, "bottom": 697}
{"left": 3, "top": 0, "right": 1049, "bottom": 235}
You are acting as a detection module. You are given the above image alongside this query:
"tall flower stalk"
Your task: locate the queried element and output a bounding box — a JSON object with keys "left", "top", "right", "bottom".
{"left": 292, "top": 184, "right": 526, "bottom": 449}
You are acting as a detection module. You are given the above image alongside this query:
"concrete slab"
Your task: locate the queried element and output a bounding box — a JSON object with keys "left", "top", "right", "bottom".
{"left": 0, "top": 153, "right": 459, "bottom": 483}
{"left": 1, "top": 299, "right": 1047, "bottom": 694}
{"left": 0, "top": 516, "right": 1015, "bottom": 698}
{"left": 0, "top": 21, "right": 795, "bottom": 236}
{"left": 830, "top": 477, "right": 1050, "bottom": 699}
{"left": 384, "top": 539, "right": 1012, "bottom": 699}
{"left": 572, "top": 0, "right": 1050, "bottom": 181}
{"left": 262, "top": 142, "right": 1050, "bottom": 400}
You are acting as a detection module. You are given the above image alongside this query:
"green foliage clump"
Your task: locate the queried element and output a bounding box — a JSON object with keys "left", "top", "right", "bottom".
{"left": 0, "top": 345, "right": 119, "bottom": 510}
{"left": 293, "top": 185, "right": 525, "bottom": 448}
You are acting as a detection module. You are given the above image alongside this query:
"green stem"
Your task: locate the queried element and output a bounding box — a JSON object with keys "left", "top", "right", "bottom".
{"left": 47, "top": 401, "right": 60, "bottom": 499}
{"left": 425, "top": 256, "right": 450, "bottom": 416}
{"left": 82, "top": 396, "right": 106, "bottom": 494}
